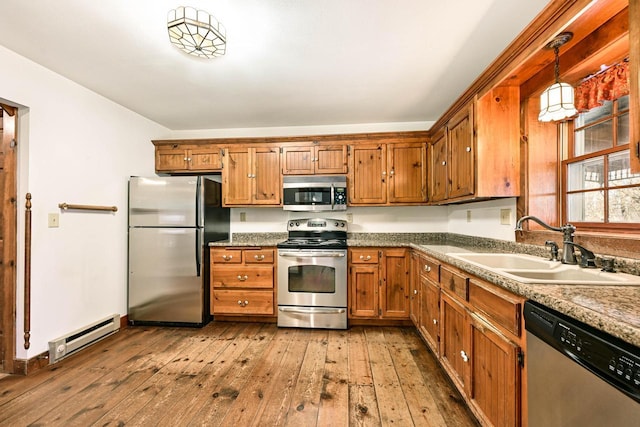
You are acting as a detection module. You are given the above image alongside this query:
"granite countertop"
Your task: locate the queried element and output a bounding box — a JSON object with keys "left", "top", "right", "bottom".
{"left": 209, "top": 232, "right": 640, "bottom": 347}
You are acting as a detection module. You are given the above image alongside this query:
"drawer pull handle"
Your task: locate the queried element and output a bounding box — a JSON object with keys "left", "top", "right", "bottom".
{"left": 237, "top": 300, "right": 250, "bottom": 307}
{"left": 433, "top": 318, "right": 437, "bottom": 325}
{"left": 222, "top": 255, "right": 233, "bottom": 261}
{"left": 424, "top": 265, "right": 431, "bottom": 272}
{"left": 460, "top": 350, "right": 469, "bottom": 362}
{"left": 237, "top": 275, "right": 248, "bottom": 281}
{"left": 414, "top": 289, "right": 418, "bottom": 295}
{"left": 254, "top": 254, "right": 265, "bottom": 261}
{"left": 359, "top": 255, "right": 372, "bottom": 261}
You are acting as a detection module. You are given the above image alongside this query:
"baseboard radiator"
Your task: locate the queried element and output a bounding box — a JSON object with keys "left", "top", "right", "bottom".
{"left": 48, "top": 314, "right": 120, "bottom": 364}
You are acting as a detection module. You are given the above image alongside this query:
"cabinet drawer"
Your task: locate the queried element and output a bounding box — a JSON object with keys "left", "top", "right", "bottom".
{"left": 419, "top": 257, "right": 439, "bottom": 283}
{"left": 469, "top": 279, "right": 522, "bottom": 336}
{"left": 244, "top": 249, "right": 275, "bottom": 264}
{"left": 211, "top": 249, "right": 242, "bottom": 264}
{"left": 440, "top": 266, "right": 468, "bottom": 301}
{"left": 350, "top": 249, "right": 379, "bottom": 264}
{"left": 211, "top": 266, "right": 274, "bottom": 288}
{"left": 211, "top": 289, "right": 274, "bottom": 315}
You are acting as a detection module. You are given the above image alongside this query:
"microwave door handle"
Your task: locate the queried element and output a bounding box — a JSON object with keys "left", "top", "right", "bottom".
{"left": 331, "top": 183, "right": 335, "bottom": 210}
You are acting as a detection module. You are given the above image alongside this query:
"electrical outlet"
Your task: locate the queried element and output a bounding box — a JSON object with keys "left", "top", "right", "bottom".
{"left": 346, "top": 213, "right": 353, "bottom": 223}
{"left": 466, "top": 210, "right": 472, "bottom": 222}
{"left": 48, "top": 213, "right": 59, "bottom": 228}
{"left": 500, "top": 209, "right": 512, "bottom": 225}
{"left": 239, "top": 212, "right": 246, "bottom": 222}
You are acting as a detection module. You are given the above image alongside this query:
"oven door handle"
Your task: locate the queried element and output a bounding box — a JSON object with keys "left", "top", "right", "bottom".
{"left": 279, "top": 251, "right": 346, "bottom": 258}
{"left": 279, "top": 307, "right": 347, "bottom": 314}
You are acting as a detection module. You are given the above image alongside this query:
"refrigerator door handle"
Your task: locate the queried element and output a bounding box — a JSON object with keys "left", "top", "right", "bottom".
{"left": 196, "top": 176, "right": 203, "bottom": 228}
{"left": 196, "top": 229, "right": 202, "bottom": 277}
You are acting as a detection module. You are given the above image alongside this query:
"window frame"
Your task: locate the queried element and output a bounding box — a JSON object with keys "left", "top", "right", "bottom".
{"left": 561, "top": 96, "right": 639, "bottom": 232}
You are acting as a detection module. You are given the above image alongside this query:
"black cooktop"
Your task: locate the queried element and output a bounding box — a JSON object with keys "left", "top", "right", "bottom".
{"left": 277, "top": 218, "right": 348, "bottom": 250}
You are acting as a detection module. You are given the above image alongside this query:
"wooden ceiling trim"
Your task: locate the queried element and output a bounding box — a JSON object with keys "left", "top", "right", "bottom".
{"left": 520, "top": 8, "right": 629, "bottom": 98}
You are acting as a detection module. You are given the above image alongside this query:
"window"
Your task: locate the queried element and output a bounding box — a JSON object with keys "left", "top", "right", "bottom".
{"left": 564, "top": 95, "right": 640, "bottom": 230}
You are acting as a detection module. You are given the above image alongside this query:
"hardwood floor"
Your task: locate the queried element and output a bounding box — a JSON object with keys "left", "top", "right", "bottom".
{"left": 0, "top": 323, "right": 479, "bottom": 426}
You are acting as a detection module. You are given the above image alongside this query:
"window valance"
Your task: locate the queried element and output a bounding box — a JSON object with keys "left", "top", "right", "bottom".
{"left": 575, "top": 61, "right": 629, "bottom": 111}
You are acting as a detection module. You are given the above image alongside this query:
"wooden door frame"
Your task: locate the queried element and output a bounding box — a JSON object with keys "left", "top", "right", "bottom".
{"left": 0, "top": 103, "right": 18, "bottom": 374}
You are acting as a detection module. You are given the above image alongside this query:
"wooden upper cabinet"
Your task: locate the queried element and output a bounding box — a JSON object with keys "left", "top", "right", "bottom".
{"left": 222, "top": 145, "right": 281, "bottom": 206}
{"left": 253, "top": 147, "right": 281, "bottom": 204}
{"left": 349, "top": 143, "right": 387, "bottom": 204}
{"left": 349, "top": 141, "right": 427, "bottom": 205}
{"left": 155, "top": 144, "right": 223, "bottom": 173}
{"left": 630, "top": 0, "right": 640, "bottom": 173}
{"left": 282, "top": 142, "right": 347, "bottom": 175}
{"left": 223, "top": 147, "right": 253, "bottom": 205}
{"left": 429, "top": 87, "right": 520, "bottom": 204}
{"left": 387, "top": 142, "right": 427, "bottom": 203}
{"left": 429, "top": 128, "right": 447, "bottom": 203}
{"left": 447, "top": 103, "right": 475, "bottom": 199}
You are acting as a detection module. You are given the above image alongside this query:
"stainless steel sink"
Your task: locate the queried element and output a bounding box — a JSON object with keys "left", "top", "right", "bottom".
{"left": 500, "top": 268, "right": 640, "bottom": 285}
{"left": 446, "top": 252, "right": 640, "bottom": 285}
{"left": 446, "top": 253, "right": 556, "bottom": 270}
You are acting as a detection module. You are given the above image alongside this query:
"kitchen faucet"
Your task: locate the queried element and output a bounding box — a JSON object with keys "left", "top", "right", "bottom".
{"left": 563, "top": 241, "right": 597, "bottom": 268}
{"left": 515, "top": 215, "right": 578, "bottom": 265}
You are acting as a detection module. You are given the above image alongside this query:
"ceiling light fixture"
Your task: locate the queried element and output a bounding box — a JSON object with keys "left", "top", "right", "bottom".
{"left": 167, "top": 6, "right": 226, "bottom": 59}
{"left": 538, "top": 32, "right": 577, "bottom": 122}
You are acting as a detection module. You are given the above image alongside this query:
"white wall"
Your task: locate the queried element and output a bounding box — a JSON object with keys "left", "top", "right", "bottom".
{"left": 229, "top": 205, "right": 449, "bottom": 235}
{"left": 229, "top": 200, "right": 516, "bottom": 239}
{"left": 1, "top": 45, "right": 171, "bottom": 359}
{"left": 447, "top": 198, "right": 518, "bottom": 241}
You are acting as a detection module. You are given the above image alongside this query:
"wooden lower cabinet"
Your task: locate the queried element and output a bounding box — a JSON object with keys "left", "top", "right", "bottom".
{"left": 412, "top": 252, "right": 440, "bottom": 355}
{"left": 440, "top": 291, "right": 468, "bottom": 391}
{"left": 468, "top": 313, "right": 520, "bottom": 427}
{"left": 210, "top": 247, "right": 276, "bottom": 316}
{"left": 419, "top": 274, "right": 440, "bottom": 355}
{"left": 411, "top": 250, "right": 524, "bottom": 427}
{"left": 349, "top": 247, "right": 409, "bottom": 320}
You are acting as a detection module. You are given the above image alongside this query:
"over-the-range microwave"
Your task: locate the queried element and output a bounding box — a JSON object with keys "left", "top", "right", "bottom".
{"left": 282, "top": 175, "right": 347, "bottom": 211}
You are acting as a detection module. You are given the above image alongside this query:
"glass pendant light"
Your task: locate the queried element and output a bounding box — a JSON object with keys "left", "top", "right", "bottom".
{"left": 539, "top": 32, "right": 577, "bottom": 122}
{"left": 167, "top": 6, "right": 226, "bottom": 59}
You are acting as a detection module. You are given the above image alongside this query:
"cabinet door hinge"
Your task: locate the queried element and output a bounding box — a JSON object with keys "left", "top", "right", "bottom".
{"left": 279, "top": 147, "right": 283, "bottom": 154}
{"left": 378, "top": 309, "right": 382, "bottom": 316}
{"left": 517, "top": 351, "right": 524, "bottom": 368}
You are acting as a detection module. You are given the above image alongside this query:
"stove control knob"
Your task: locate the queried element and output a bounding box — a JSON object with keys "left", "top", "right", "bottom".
{"left": 341, "top": 223, "right": 345, "bottom": 227}
{"left": 335, "top": 222, "right": 339, "bottom": 227}
{"left": 295, "top": 222, "right": 300, "bottom": 227}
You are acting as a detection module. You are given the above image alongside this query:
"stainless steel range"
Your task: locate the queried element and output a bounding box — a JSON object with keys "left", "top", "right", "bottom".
{"left": 277, "top": 218, "right": 347, "bottom": 329}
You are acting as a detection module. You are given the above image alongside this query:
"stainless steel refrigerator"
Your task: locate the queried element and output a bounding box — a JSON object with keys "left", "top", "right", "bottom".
{"left": 128, "top": 175, "right": 230, "bottom": 326}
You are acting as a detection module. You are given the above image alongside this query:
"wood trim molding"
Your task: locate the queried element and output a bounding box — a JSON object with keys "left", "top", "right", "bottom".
{"left": 152, "top": 130, "right": 429, "bottom": 147}
{"left": 23, "top": 193, "right": 31, "bottom": 350}
{"left": 13, "top": 351, "right": 49, "bottom": 376}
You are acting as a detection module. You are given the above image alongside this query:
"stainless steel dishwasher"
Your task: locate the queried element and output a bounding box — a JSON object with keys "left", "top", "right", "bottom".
{"left": 524, "top": 300, "right": 640, "bottom": 426}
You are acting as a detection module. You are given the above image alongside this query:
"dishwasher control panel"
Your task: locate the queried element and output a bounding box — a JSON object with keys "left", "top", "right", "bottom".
{"left": 555, "top": 321, "right": 640, "bottom": 394}
{"left": 525, "top": 301, "right": 640, "bottom": 403}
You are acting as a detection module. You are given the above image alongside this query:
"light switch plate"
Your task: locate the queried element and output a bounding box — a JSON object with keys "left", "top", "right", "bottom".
{"left": 500, "top": 209, "right": 511, "bottom": 225}
{"left": 346, "top": 213, "right": 353, "bottom": 223}
{"left": 239, "top": 212, "right": 246, "bottom": 222}
{"left": 48, "top": 213, "right": 60, "bottom": 228}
